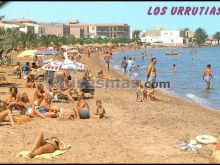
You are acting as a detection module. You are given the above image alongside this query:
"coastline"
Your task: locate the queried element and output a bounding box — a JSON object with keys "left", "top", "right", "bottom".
{"left": 108, "top": 48, "right": 219, "bottom": 113}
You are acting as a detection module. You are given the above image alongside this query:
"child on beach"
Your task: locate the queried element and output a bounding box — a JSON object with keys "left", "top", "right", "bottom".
{"left": 136, "top": 81, "right": 144, "bottom": 102}
{"left": 95, "top": 100, "right": 107, "bottom": 119}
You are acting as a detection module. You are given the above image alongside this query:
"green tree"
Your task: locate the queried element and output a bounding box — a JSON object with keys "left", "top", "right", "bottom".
{"left": 193, "top": 27, "right": 208, "bottom": 46}
{"left": 213, "top": 32, "right": 220, "bottom": 45}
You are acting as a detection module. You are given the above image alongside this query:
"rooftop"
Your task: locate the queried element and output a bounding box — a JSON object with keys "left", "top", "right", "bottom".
{"left": 69, "top": 23, "right": 129, "bottom": 26}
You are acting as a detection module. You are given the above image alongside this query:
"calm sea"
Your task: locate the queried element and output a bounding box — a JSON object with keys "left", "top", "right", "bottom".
{"left": 110, "top": 47, "right": 220, "bottom": 110}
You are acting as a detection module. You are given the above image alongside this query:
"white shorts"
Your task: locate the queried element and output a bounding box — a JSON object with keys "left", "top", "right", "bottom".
{"left": 204, "top": 76, "right": 211, "bottom": 82}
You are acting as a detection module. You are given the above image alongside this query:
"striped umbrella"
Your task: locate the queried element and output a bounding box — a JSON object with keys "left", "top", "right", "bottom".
{"left": 41, "top": 59, "right": 89, "bottom": 72}
{"left": 35, "top": 49, "right": 60, "bottom": 55}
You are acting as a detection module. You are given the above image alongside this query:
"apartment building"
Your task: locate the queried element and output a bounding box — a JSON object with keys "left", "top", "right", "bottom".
{"left": 69, "top": 21, "right": 130, "bottom": 38}
{"left": 1, "top": 19, "right": 46, "bottom": 35}
{"left": 39, "top": 23, "right": 70, "bottom": 37}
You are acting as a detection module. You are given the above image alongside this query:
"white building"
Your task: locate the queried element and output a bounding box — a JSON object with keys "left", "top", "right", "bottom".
{"left": 160, "top": 30, "right": 184, "bottom": 44}
{"left": 19, "top": 24, "right": 35, "bottom": 34}
{"left": 140, "top": 30, "right": 184, "bottom": 46}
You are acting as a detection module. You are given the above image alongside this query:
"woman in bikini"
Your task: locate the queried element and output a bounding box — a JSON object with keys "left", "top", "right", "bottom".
{"left": 20, "top": 93, "right": 45, "bottom": 119}
{"left": 39, "top": 93, "right": 59, "bottom": 118}
{"left": 72, "top": 92, "right": 90, "bottom": 119}
{"left": 33, "top": 83, "right": 45, "bottom": 106}
{"left": 28, "top": 131, "right": 70, "bottom": 158}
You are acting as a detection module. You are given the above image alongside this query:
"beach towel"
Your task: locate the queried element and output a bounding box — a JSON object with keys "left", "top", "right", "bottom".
{"left": 17, "top": 149, "right": 68, "bottom": 159}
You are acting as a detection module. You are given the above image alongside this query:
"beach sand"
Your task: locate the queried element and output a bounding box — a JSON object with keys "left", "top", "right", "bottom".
{"left": 0, "top": 49, "right": 220, "bottom": 163}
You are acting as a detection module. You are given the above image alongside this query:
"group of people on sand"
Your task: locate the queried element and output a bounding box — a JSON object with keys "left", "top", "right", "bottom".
{"left": 0, "top": 50, "right": 110, "bottom": 127}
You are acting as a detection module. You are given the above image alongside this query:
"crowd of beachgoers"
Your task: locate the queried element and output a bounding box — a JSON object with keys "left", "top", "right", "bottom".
{"left": 0, "top": 43, "right": 220, "bottom": 163}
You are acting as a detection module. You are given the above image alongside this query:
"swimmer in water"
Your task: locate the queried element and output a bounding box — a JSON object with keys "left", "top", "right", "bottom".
{"left": 172, "top": 64, "right": 176, "bottom": 73}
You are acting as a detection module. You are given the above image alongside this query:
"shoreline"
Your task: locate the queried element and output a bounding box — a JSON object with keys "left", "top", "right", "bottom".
{"left": 106, "top": 48, "right": 219, "bottom": 114}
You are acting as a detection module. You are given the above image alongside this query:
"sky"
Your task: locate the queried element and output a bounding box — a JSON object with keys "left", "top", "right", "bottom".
{"left": 0, "top": 1, "right": 220, "bottom": 35}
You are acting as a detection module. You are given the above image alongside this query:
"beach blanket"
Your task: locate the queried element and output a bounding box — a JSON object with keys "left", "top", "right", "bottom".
{"left": 17, "top": 150, "right": 68, "bottom": 159}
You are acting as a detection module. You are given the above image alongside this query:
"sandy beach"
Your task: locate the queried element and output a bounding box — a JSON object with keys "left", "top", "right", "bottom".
{"left": 0, "top": 48, "right": 220, "bottom": 163}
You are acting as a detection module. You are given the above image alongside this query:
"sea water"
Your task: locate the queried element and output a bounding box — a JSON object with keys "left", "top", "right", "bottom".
{"left": 110, "top": 46, "right": 220, "bottom": 110}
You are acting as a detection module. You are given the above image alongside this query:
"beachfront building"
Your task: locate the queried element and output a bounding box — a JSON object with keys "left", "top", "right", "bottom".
{"left": 69, "top": 21, "right": 130, "bottom": 38}
{"left": 39, "top": 23, "right": 70, "bottom": 37}
{"left": 140, "top": 29, "right": 185, "bottom": 46}
{"left": 1, "top": 19, "right": 47, "bottom": 35}
{"left": 18, "top": 24, "right": 35, "bottom": 34}
{"left": 141, "top": 27, "right": 162, "bottom": 37}
{"left": 69, "top": 20, "right": 86, "bottom": 38}
{"left": 140, "top": 28, "right": 163, "bottom": 44}
{"left": 160, "top": 30, "right": 184, "bottom": 46}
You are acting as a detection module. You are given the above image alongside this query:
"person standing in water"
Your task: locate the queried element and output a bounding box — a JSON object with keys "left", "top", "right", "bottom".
{"left": 146, "top": 58, "right": 157, "bottom": 88}
{"left": 121, "top": 57, "right": 128, "bottom": 75}
{"left": 127, "top": 57, "right": 134, "bottom": 76}
{"left": 172, "top": 64, "right": 176, "bottom": 73}
{"left": 203, "top": 64, "right": 213, "bottom": 89}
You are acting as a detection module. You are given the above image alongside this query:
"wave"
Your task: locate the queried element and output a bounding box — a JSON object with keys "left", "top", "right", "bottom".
{"left": 185, "top": 93, "right": 207, "bottom": 104}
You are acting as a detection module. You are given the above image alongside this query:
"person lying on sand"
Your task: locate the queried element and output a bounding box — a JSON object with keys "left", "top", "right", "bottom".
{"left": 0, "top": 100, "right": 16, "bottom": 127}
{"left": 26, "top": 74, "right": 36, "bottom": 88}
{"left": 33, "top": 83, "right": 45, "bottom": 106}
{"left": 27, "top": 131, "right": 70, "bottom": 158}
{"left": 38, "top": 93, "right": 60, "bottom": 118}
{"left": 95, "top": 100, "right": 107, "bottom": 119}
{"left": 72, "top": 92, "right": 90, "bottom": 119}
{"left": 20, "top": 93, "right": 45, "bottom": 119}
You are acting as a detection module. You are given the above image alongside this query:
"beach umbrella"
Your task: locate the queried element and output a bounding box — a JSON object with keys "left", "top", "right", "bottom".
{"left": 41, "top": 59, "right": 89, "bottom": 72}
{"left": 17, "top": 50, "right": 37, "bottom": 58}
{"left": 35, "top": 49, "right": 60, "bottom": 56}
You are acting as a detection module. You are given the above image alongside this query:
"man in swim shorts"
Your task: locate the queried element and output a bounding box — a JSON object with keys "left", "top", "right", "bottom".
{"left": 104, "top": 52, "right": 112, "bottom": 71}
{"left": 146, "top": 58, "right": 157, "bottom": 88}
{"left": 203, "top": 64, "right": 213, "bottom": 89}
